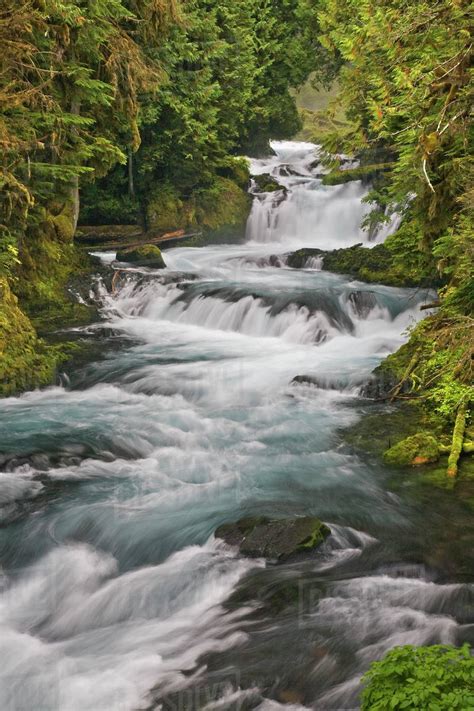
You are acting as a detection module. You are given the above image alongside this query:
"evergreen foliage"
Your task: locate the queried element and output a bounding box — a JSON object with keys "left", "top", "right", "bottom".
{"left": 0, "top": 0, "right": 174, "bottom": 258}
{"left": 81, "top": 0, "right": 319, "bottom": 228}
{"left": 317, "top": 0, "right": 473, "bottom": 428}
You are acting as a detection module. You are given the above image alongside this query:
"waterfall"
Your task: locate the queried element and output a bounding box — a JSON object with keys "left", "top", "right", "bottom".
{"left": 245, "top": 141, "right": 376, "bottom": 248}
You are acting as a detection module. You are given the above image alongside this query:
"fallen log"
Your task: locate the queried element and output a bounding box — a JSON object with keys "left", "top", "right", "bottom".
{"left": 420, "top": 301, "right": 442, "bottom": 311}
{"left": 389, "top": 348, "right": 421, "bottom": 402}
{"left": 439, "top": 441, "right": 474, "bottom": 455}
{"left": 80, "top": 229, "right": 202, "bottom": 252}
{"left": 447, "top": 398, "right": 469, "bottom": 478}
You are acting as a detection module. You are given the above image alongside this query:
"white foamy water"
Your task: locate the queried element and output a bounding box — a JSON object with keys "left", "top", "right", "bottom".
{"left": 246, "top": 141, "right": 376, "bottom": 248}
{"left": 0, "top": 142, "right": 470, "bottom": 711}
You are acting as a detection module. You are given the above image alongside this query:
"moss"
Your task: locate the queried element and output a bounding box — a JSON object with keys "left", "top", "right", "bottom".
{"left": 51, "top": 202, "right": 76, "bottom": 242}
{"left": 116, "top": 244, "right": 166, "bottom": 269}
{"left": 1, "top": 198, "right": 99, "bottom": 397}
{"left": 286, "top": 239, "right": 438, "bottom": 288}
{"left": 0, "top": 277, "right": 66, "bottom": 396}
{"left": 253, "top": 173, "right": 283, "bottom": 193}
{"left": 216, "top": 516, "right": 330, "bottom": 560}
{"left": 217, "top": 156, "right": 251, "bottom": 189}
{"left": 146, "top": 177, "right": 251, "bottom": 240}
{"left": 195, "top": 177, "right": 251, "bottom": 234}
{"left": 146, "top": 184, "right": 186, "bottom": 232}
{"left": 342, "top": 403, "right": 437, "bottom": 456}
{"left": 322, "top": 163, "right": 392, "bottom": 186}
{"left": 383, "top": 433, "right": 440, "bottom": 467}
{"left": 16, "top": 200, "right": 96, "bottom": 313}
{"left": 286, "top": 244, "right": 418, "bottom": 287}
{"left": 298, "top": 521, "right": 331, "bottom": 550}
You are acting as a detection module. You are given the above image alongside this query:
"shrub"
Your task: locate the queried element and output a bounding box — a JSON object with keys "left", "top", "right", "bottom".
{"left": 361, "top": 644, "right": 474, "bottom": 710}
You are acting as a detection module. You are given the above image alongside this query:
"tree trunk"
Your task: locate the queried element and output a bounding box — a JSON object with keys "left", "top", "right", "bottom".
{"left": 70, "top": 97, "right": 81, "bottom": 232}
{"left": 128, "top": 148, "right": 135, "bottom": 198}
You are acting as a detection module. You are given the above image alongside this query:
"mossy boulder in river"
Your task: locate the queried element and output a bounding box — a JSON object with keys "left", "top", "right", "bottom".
{"left": 215, "top": 516, "right": 330, "bottom": 561}
{"left": 285, "top": 244, "right": 426, "bottom": 288}
{"left": 116, "top": 245, "right": 166, "bottom": 269}
{"left": 383, "top": 433, "right": 440, "bottom": 467}
{"left": 252, "top": 173, "right": 284, "bottom": 193}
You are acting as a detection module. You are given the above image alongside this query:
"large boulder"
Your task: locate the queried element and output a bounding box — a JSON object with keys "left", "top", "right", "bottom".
{"left": 215, "top": 516, "right": 330, "bottom": 561}
{"left": 347, "top": 290, "right": 378, "bottom": 318}
{"left": 116, "top": 244, "right": 166, "bottom": 269}
{"left": 252, "top": 173, "right": 285, "bottom": 194}
{"left": 383, "top": 433, "right": 440, "bottom": 466}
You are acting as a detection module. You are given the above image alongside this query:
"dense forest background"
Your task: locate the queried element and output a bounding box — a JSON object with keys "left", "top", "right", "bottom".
{"left": 0, "top": 0, "right": 472, "bottom": 443}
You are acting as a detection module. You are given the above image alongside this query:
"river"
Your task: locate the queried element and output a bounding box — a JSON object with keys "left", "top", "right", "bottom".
{"left": 0, "top": 142, "right": 472, "bottom": 710}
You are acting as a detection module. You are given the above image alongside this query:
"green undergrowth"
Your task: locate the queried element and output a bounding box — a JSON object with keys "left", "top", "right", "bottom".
{"left": 361, "top": 644, "right": 474, "bottom": 711}
{"left": 322, "top": 163, "right": 392, "bottom": 186}
{"left": 287, "top": 240, "right": 435, "bottom": 288}
{"left": 1, "top": 200, "right": 100, "bottom": 396}
{"left": 342, "top": 400, "right": 473, "bottom": 485}
{"left": 0, "top": 277, "right": 77, "bottom": 396}
{"left": 145, "top": 175, "right": 251, "bottom": 239}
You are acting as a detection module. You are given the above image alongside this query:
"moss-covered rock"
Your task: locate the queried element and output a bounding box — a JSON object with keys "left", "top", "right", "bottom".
{"left": 0, "top": 277, "right": 64, "bottom": 396}
{"left": 1, "top": 198, "right": 101, "bottom": 396}
{"left": 322, "top": 163, "right": 392, "bottom": 186}
{"left": 195, "top": 177, "right": 251, "bottom": 235}
{"left": 146, "top": 177, "right": 251, "bottom": 241}
{"left": 215, "top": 516, "right": 331, "bottom": 561}
{"left": 116, "top": 244, "right": 167, "bottom": 269}
{"left": 146, "top": 184, "right": 187, "bottom": 233}
{"left": 286, "top": 243, "right": 427, "bottom": 288}
{"left": 253, "top": 173, "right": 284, "bottom": 193}
{"left": 383, "top": 433, "right": 440, "bottom": 467}
{"left": 16, "top": 200, "right": 96, "bottom": 313}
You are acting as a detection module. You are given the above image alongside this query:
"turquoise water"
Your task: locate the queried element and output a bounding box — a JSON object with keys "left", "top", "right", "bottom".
{"left": 0, "top": 143, "right": 472, "bottom": 710}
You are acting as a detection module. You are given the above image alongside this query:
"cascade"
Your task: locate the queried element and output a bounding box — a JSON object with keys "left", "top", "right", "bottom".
{"left": 0, "top": 142, "right": 469, "bottom": 711}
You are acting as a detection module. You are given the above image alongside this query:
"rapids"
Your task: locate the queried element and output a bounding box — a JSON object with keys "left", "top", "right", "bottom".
{"left": 0, "top": 142, "right": 472, "bottom": 710}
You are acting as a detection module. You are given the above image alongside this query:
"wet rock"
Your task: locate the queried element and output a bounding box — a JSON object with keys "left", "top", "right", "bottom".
{"left": 347, "top": 290, "right": 378, "bottom": 318}
{"left": 292, "top": 374, "right": 322, "bottom": 387}
{"left": 252, "top": 173, "right": 285, "bottom": 194}
{"left": 286, "top": 248, "right": 323, "bottom": 269}
{"left": 383, "top": 433, "right": 440, "bottom": 467}
{"left": 116, "top": 244, "right": 166, "bottom": 269}
{"left": 278, "top": 689, "right": 305, "bottom": 705}
{"left": 360, "top": 366, "right": 412, "bottom": 400}
{"left": 215, "top": 516, "right": 330, "bottom": 561}
{"left": 292, "top": 374, "right": 363, "bottom": 391}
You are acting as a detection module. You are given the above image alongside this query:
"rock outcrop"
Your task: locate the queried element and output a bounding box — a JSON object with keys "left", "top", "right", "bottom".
{"left": 215, "top": 516, "right": 330, "bottom": 561}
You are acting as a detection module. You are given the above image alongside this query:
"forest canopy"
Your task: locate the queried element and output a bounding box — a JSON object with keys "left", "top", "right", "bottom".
{"left": 0, "top": 0, "right": 320, "bottom": 260}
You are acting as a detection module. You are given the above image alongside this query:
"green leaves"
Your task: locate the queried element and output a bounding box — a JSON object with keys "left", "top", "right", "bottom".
{"left": 317, "top": 0, "right": 473, "bottom": 425}
{"left": 361, "top": 645, "right": 474, "bottom": 711}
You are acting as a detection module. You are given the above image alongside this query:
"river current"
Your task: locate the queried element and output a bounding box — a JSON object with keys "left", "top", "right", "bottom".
{"left": 0, "top": 142, "right": 472, "bottom": 710}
